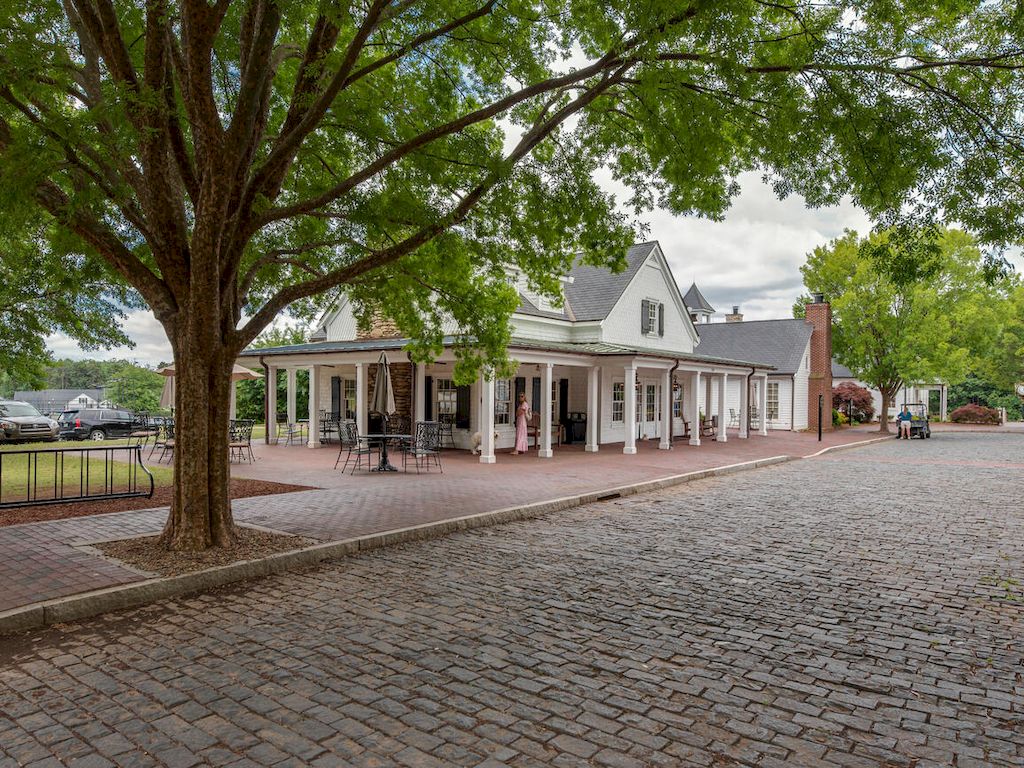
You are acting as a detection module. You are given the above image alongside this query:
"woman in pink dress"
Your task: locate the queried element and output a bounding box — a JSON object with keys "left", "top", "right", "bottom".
{"left": 511, "top": 392, "right": 531, "bottom": 454}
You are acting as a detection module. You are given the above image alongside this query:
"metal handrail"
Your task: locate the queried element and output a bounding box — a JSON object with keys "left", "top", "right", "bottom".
{"left": 0, "top": 444, "right": 155, "bottom": 510}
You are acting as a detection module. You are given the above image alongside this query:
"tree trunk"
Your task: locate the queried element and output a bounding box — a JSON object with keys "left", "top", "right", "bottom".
{"left": 160, "top": 323, "right": 237, "bottom": 551}
{"left": 878, "top": 388, "right": 893, "bottom": 433}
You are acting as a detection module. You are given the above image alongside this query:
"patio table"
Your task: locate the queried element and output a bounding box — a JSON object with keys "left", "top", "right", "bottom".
{"left": 363, "top": 433, "right": 411, "bottom": 473}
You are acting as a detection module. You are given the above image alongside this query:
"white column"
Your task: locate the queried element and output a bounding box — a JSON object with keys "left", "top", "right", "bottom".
{"left": 585, "top": 366, "right": 599, "bottom": 452}
{"left": 286, "top": 369, "right": 297, "bottom": 425}
{"left": 267, "top": 366, "right": 278, "bottom": 442}
{"left": 704, "top": 375, "right": 713, "bottom": 422}
{"left": 229, "top": 380, "right": 237, "bottom": 421}
{"left": 659, "top": 369, "right": 671, "bottom": 450}
{"left": 624, "top": 365, "right": 637, "bottom": 454}
{"left": 355, "top": 362, "right": 367, "bottom": 435}
{"left": 940, "top": 385, "right": 948, "bottom": 421}
{"left": 479, "top": 373, "right": 496, "bottom": 464}
{"left": 540, "top": 362, "right": 553, "bottom": 458}
{"left": 307, "top": 365, "right": 321, "bottom": 447}
{"left": 716, "top": 372, "right": 729, "bottom": 442}
{"left": 759, "top": 374, "right": 769, "bottom": 436}
{"left": 738, "top": 374, "right": 750, "bottom": 439}
{"left": 414, "top": 363, "right": 426, "bottom": 424}
{"left": 689, "top": 371, "right": 702, "bottom": 446}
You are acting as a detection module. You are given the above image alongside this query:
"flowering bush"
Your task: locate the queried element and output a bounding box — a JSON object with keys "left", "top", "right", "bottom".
{"left": 949, "top": 404, "right": 1001, "bottom": 424}
{"left": 832, "top": 382, "right": 875, "bottom": 422}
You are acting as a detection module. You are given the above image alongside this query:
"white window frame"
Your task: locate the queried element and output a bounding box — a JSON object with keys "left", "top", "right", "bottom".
{"left": 646, "top": 299, "right": 659, "bottom": 336}
{"left": 494, "top": 379, "right": 512, "bottom": 425}
{"left": 436, "top": 378, "right": 458, "bottom": 417}
{"left": 672, "top": 382, "right": 684, "bottom": 418}
{"left": 342, "top": 378, "right": 357, "bottom": 420}
{"left": 612, "top": 381, "right": 624, "bottom": 423}
{"left": 767, "top": 381, "right": 780, "bottom": 420}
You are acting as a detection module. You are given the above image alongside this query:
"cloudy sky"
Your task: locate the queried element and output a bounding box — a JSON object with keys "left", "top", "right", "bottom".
{"left": 44, "top": 170, "right": 1018, "bottom": 367}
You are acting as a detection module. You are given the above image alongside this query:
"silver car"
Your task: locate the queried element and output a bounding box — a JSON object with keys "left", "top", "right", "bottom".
{"left": 0, "top": 400, "right": 60, "bottom": 443}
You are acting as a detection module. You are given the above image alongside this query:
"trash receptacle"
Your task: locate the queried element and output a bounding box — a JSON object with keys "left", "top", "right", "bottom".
{"left": 567, "top": 412, "right": 587, "bottom": 444}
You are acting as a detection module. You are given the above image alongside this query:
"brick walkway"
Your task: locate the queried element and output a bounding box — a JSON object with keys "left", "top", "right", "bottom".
{"left": 1, "top": 431, "right": 1021, "bottom": 767}
{"left": 0, "top": 428, "right": 880, "bottom": 615}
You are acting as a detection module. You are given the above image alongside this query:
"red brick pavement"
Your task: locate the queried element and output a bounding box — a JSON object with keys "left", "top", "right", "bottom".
{"left": 0, "top": 428, "right": 883, "bottom": 615}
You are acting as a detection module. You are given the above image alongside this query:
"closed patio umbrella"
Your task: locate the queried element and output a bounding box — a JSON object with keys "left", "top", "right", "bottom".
{"left": 371, "top": 351, "right": 398, "bottom": 471}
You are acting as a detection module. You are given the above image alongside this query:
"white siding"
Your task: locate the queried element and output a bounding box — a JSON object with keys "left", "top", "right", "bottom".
{"left": 790, "top": 341, "right": 811, "bottom": 430}
{"left": 324, "top": 301, "right": 358, "bottom": 341}
{"left": 601, "top": 251, "right": 696, "bottom": 353}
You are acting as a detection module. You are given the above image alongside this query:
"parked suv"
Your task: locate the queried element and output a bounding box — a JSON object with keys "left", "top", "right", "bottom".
{"left": 0, "top": 400, "right": 60, "bottom": 443}
{"left": 58, "top": 408, "right": 137, "bottom": 441}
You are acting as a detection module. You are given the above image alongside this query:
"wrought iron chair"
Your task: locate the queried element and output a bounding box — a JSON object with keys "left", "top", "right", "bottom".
{"left": 728, "top": 408, "right": 739, "bottom": 428}
{"left": 229, "top": 419, "right": 256, "bottom": 463}
{"left": 335, "top": 421, "right": 375, "bottom": 474}
{"left": 129, "top": 412, "right": 159, "bottom": 451}
{"left": 320, "top": 415, "right": 341, "bottom": 444}
{"left": 404, "top": 421, "right": 442, "bottom": 473}
{"left": 156, "top": 419, "right": 176, "bottom": 463}
{"left": 388, "top": 414, "right": 411, "bottom": 438}
{"left": 437, "top": 413, "right": 456, "bottom": 449}
{"left": 283, "top": 422, "right": 306, "bottom": 446}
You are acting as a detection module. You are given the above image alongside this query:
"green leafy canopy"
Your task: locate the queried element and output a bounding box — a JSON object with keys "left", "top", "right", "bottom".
{"left": 1, "top": 0, "right": 1022, "bottom": 379}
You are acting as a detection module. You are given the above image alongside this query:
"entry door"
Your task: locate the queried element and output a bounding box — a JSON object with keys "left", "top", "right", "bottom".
{"left": 638, "top": 380, "right": 660, "bottom": 439}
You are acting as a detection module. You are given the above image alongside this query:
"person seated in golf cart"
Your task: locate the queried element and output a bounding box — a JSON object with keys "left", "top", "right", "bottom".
{"left": 897, "top": 406, "right": 913, "bottom": 439}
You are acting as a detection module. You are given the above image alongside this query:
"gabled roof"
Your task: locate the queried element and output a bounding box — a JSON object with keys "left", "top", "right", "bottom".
{"left": 694, "top": 319, "right": 812, "bottom": 375}
{"left": 683, "top": 283, "right": 715, "bottom": 314}
{"left": 515, "top": 293, "right": 571, "bottom": 321}
{"left": 832, "top": 359, "right": 855, "bottom": 378}
{"left": 562, "top": 242, "right": 657, "bottom": 322}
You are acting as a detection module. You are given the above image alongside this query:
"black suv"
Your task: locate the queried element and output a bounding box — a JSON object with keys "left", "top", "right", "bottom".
{"left": 58, "top": 408, "right": 137, "bottom": 441}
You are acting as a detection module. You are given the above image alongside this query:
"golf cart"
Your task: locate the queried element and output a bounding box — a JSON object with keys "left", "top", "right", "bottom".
{"left": 902, "top": 402, "right": 931, "bottom": 439}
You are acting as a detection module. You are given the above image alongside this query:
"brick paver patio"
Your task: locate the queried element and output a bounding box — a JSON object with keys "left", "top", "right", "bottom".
{"left": 0, "top": 428, "right": 881, "bottom": 615}
{"left": 0, "top": 431, "right": 1021, "bottom": 767}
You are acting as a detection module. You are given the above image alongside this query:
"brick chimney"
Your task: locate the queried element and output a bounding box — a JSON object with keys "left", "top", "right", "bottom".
{"left": 806, "top": 293, "right": 833, "bottom": 433}
{"left": 725, "top": 305, "right": 744, "bottom": 323}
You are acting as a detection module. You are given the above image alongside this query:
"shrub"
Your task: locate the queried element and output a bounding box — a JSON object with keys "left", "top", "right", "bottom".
{"left": 832, "top": 381, "right": 875, "bottom": 422}
{"left": 949, "top": 404, "right": 1001, "bottom": 424}
{"left": 832, "top": 408, "right": 848, "bottom": 427}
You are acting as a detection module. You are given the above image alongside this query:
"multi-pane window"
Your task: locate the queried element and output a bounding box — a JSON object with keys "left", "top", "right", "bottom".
{"left": 436, "top": 379, "right": 458, "bottom": 416}
{"left": 672, "top": 383, "right": 684, "bottom": 418}
{"left": 551, "top": 381, "right": 558, "bottom": 422}
{"left": 494, "top": 379, "right": 511, "bottom": 425}
{"left": 647, "top": 301, "right": 658, "bottom": 334}
{"left": 343, "top": 379, "right": 357, "bottom": 420}
{"left": 645, "top": 384, "right": 656, "bottom": 422}
{"left": 612, "top": 382, "right": 624, "bottom": 422}
{"left": 767, "top": 381, "right": 780, "bottom": 420}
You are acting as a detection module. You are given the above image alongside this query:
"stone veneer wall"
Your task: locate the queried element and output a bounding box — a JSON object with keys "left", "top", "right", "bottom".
{"left": 367, "top": 362, "right": 414, "bottom": 422}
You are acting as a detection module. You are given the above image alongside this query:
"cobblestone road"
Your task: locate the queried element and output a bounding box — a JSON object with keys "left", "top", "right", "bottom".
{"left": 1, "top": 432, "right": 1022, "bottom": 767}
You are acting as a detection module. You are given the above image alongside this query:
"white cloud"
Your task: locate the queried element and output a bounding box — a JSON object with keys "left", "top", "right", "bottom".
{"left": 46, "top": 310, "right": 172, "bottom": 368}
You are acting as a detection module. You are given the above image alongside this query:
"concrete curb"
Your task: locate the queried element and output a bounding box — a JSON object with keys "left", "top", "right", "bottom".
{"left": 803, "top": 436, "right": 893, "bottom": 458}
{"left": 0, "top": 453, "right": 801, "bottom": 636}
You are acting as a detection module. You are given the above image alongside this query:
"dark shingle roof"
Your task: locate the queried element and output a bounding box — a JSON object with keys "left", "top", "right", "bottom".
{"left": 13, "top": 388, "right": 105, "bottom": 402}
{"left": 832, "top": 359, "right": 855, "bottom": 378}
{"left": 516, "top": 293, "right": 571, "bottom": 320}
{"left": 694, "top": 319, "right": 812, "bottom": 374}
{"left": 563, "top": 242, "right": 657, "bottom": 321}
{"left": 683, "top": 283, "right": 715, "bottom": 314}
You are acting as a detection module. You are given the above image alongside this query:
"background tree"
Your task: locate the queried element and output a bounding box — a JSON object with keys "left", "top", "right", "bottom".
{"left": 0, "top": 221, "right": 133, "bottom": 389}
{"left": 2, "top": 1, "right": 1022, "bottom": 550}
{"left": 799, "top": 228, "right": 1003, "bottom": 431}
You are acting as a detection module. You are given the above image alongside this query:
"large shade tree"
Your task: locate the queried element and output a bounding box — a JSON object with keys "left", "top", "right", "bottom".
{"left": 799, "top": 227, "right": 1006, "bottom": 431}
{"left": 1, "top": 1, "right": 1022, "bottom": 549}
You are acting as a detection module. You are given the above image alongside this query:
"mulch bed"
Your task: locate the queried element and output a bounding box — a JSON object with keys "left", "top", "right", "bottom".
{"left": 93, "top": 527, "right": 318, "bottom": 577}
{"left": 0, "top": 478, "right": 314, "bottom": 528}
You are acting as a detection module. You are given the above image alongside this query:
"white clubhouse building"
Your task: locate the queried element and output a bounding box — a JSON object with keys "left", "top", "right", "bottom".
{"left": 240, "top": 242, "right": 776, "bottom": 462}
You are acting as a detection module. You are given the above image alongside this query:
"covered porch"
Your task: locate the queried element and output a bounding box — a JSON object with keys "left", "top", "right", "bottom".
{"left": 239, "top": 340, "right": 773, "bottom": 465}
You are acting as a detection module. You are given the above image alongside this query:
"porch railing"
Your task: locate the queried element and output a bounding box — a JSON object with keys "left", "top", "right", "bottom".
{"left": 0, "top": 444, "right": 155, "bottom": 510}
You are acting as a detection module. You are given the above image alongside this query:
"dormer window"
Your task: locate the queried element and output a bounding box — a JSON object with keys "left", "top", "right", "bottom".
{"left": 641, "top": 299, "right": 664, "bottom": 337}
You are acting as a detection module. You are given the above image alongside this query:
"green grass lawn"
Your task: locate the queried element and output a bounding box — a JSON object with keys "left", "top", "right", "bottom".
{"left": 0, "top": 442, "right": 174, "bottom": 505}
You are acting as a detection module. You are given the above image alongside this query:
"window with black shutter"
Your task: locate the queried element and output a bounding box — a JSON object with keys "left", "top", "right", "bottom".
{"left": 641, "top": 299, "right": 651, "bottom": 333}
{"left": 424, "top": 376, "right": 433, "bottom": 420}
{"left": 531, "top": 377, "right": 541, "bottom": 411}
{"left": 455, "top": 385, "right": 471, "bottom": 429}
{"left": 658, "top": 303, "right": 665, "bottom": 337}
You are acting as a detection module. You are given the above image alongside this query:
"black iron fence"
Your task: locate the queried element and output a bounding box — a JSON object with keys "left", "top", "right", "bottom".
{"left": 0, "top": 444, "right": 155, "bottom": 510}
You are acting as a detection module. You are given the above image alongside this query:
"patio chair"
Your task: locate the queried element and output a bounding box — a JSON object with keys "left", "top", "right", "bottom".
{"left": 388, "top": 414, "right": 411, "bottom": 438}
{"left": 229, "top": 419, "right": 256, "bottom": 463}
{"left": 129, "top": 412, "right": 159, "bottom": 451}
{"left": 404, "top": 421, "right": 442, "bottom": 473}
{"left": 527, "top": 413, "right": 563, "bottom": 449}
{"left": 700, "top": 418, "right": 716, "bottom": 439}
{"left": 156, "top": 420, "right": 175, "bottom": 463}
{"left": 283, "top": 422, "right": 306, "bottom": 446}
{"left": 335, "top": 421, "right": 375, "bottom": 474}
{"left": 728, "top": 408, "right": 739, "bottom": 428}
{"left": 320, "top": 416, "right": 341, "bottom": 444}
{"left": 437, "top": 413, "right": 456, "bottom": 449}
